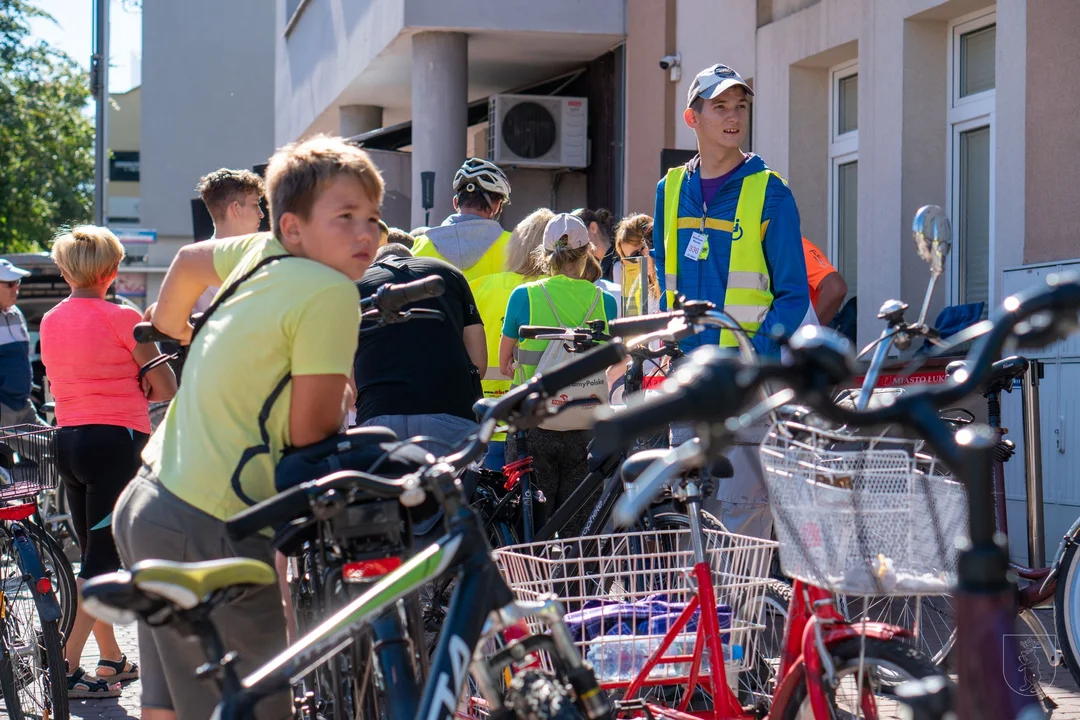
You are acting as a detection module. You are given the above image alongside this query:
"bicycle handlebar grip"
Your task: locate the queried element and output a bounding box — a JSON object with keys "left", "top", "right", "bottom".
{"left": 535, "top": 342, "right": 627, "bottom": 398}
{"left": 519, "top": 326, "right": 565, "bottom": 340}
{"left": 378, "top": 275, "right": 446, "bottom": 313}
{"left": 133, "top": 322, "right": 177, "bottom": 345}
{"left": 608, "top": 312, "right": 680, "bottom": 338}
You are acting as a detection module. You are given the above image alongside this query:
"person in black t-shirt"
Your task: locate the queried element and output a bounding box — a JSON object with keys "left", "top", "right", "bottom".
{"left": 353, "top": 245, "right": 486, "bottom": 455}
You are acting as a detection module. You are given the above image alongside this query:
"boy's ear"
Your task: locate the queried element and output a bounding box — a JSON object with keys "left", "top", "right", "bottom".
{"left": 278, "top": 211, "right": 302, "bottom": 246}
{"left": 683, "top": 107, "right": 698, "bottom": 130}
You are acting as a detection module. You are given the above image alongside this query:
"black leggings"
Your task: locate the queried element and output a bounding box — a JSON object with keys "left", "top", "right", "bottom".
{"left": 58, "top": 425, "right": 149, "bottom": 579}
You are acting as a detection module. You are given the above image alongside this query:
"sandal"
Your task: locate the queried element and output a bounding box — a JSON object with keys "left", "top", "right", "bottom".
{"left": 95, "top": 654, "right": 139, "bottom": 682}
{"left": 67, "top": 667, "right": 122, "bottom": 699}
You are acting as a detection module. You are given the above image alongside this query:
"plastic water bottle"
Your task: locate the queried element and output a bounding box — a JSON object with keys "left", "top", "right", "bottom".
{"left": 724, "top": 645, "right": 744, "bottom": 696}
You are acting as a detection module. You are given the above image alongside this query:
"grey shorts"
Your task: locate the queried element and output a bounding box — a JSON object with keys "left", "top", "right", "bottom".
{"left": 670, "top": 421, "right": 773, "bottom": 540}
{"left": 112, "top": 469, "right": 290, "bottom": 719}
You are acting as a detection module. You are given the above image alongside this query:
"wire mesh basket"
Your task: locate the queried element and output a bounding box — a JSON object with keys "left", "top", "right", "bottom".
{"left": 0, "top": 424, "right": 59, "bottom": 501}
{"left": 760, "top": 421, "right": 968, "bottom": 596}
{"left": 494, "top": 528, "right": 777, "bottom": 688}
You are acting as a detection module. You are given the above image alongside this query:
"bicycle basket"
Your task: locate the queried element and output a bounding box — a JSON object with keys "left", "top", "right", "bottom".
{"left": 0, "top": 424, "right": 59, "bottom": 501}
{"left": 494, "top": 528, "right": 776, "bottom": 687}
{"left": 760, "top": 421, "right": 968, "bottom": 596}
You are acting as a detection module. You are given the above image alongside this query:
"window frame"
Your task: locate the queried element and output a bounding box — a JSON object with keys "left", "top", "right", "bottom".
{"left": 828, "top": 59, "right": 859, "bottom": 290}
{"left": 945, "top": 8, "right": 996, "bottom": 308}
{"left": 284, "top": 0, "right": 312, "bottom": 37}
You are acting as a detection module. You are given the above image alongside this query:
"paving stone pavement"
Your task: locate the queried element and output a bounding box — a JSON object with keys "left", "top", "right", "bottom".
{"left": 55, "top": 607, "right": 1080, "bottom": 719}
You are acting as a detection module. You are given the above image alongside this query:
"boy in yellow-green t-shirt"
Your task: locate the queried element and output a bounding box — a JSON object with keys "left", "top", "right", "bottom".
{"left": 112, "top": 135, "right": 384, "bottom": 720}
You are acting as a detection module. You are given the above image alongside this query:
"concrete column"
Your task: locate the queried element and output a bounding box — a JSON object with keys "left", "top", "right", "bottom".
{"left": 411, "top": 31, "right": 468, "bottom": 228}
{"left": 339, "top": 104, "right": 384, "bottom": 138}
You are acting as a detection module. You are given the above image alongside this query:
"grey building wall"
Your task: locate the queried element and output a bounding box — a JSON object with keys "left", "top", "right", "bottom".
{"left": 141, "top": 0, "right": 276, "bottom": 250}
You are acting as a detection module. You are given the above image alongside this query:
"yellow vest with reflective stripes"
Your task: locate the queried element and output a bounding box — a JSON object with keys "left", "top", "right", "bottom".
{"left": 513, "top": 276, "right": 609, "bottom": 384}
{"left": 472, "top": 271, "right": 525, "bottom": 400}
{"left": 412, "top": 230, "right": 512, "bottom": 286}
{"left": 662, "top": 167, "right": 776, "bottom": 347}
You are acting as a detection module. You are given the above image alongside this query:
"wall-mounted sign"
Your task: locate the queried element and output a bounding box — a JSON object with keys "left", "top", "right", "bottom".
{"left": 110, "top": 151, "right": 140, "bottom": 182}
{"left": 116, "top": 272, "right": 147, "bottom": 298}
{"left": 112, "top": 228, "right": 157, "bottom": 244}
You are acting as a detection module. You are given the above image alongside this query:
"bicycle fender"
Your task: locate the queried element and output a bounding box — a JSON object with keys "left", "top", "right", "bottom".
{"left": 11, "top": 524, "right": 63, "bottom": 623}
{"left": 822, "top": 621, "right": 913, "bottom": 644}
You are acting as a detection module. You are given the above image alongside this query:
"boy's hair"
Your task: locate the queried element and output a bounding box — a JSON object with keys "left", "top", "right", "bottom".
{"left": 387, "top": 227, "right": 415, "bottom": 250}
{"left": 375, "top": 243, "right": 413, "bottom": 261}
{"left": 265, "top": 135, "right": 385, "bottom": 242}
{"left": 51, "top": 225, "right": 125, "bottom": 288}
{"left": 196, "top": 168, "right": 265, "bottom": 223}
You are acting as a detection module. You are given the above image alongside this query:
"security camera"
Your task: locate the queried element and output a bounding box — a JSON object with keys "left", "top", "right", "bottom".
{"left": 659, "top": 53, "right": 681, "bottom": 71}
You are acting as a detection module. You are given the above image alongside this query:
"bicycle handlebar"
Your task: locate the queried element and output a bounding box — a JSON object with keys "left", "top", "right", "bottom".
{"left": 226, "top": 470, "right": 419, "bottom": 540}
{"left": 362, "top": 275, "right": 445, "bottom": 315}
{"left": 595, "top": 272, "right": 1080, "bottom": 453}
{"left": 133, "top": 322, "right": 177, "bottom": 345}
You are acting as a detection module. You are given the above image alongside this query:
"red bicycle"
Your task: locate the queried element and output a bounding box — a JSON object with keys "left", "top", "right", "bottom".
{"left": 495, "top": 428, "right": 944, "bottom": 719}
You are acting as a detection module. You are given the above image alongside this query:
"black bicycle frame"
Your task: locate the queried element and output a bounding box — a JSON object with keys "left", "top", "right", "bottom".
{"left": 217, "top": 507, "right": 513, "bottom": 720}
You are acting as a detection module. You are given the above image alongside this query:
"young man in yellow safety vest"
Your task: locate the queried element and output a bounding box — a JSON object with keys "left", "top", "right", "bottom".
{"left": 411, "top": 158, "right": 512, "bottom": 286}
{"left": 655, "top": 63, "right": 812, "bottom": 540}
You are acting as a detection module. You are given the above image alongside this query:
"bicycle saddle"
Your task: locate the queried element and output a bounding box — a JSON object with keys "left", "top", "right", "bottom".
{"left": 946, "top": 355, "right": 1028, "bottom": 394}
{"left": 620, "top": 448, "right": 734, "bottom": 487}
{"left": 82, "top": 558, "right": 276, "bottom": 626}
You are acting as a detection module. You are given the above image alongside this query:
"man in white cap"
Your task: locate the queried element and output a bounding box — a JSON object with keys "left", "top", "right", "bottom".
{"left": 655, "top": 64, "right": 811, "bottom": 540}
{"left": 0, "top": 259, "right": 44, "bottom": 426}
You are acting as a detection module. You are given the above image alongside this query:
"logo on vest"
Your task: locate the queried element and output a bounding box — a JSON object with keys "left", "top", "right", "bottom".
{"left": 732, "top": 218, "right": 744, "bottom": 241}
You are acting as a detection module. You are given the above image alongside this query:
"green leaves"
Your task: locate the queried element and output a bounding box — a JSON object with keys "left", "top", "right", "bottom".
{"left": 0, "top": 0, "right": 94, "bottom": 253}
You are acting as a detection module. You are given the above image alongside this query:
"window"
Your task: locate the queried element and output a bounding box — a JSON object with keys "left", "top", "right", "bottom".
{"left": 829, "top": 61, "right": 858, "bottom": 296}
{"left": 948, "top": 11, "right": 995, "bottom": 310}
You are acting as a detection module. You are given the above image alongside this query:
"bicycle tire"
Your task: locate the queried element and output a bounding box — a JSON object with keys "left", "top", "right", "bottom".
{"left": 740, "top": 579, "right": 791, "bottom": 713}
{"left": 1054, "top": 540, "right": 1080, "bottom": 689}
{"left": 0, "top": 640, "right": 21, "bottom": 718}
{"left": 0, "top": 617, "right": 70, "bottom": 720}
{"left": 24, "top": 522, "right": 77, "bottom": 643}
{"left": 776, "top": 636, "right": 945, "bottom": 720}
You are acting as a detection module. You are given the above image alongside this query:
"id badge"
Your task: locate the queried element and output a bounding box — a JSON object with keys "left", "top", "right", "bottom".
{"left": 685, "top": 231, "right": 708, "bottom": 261}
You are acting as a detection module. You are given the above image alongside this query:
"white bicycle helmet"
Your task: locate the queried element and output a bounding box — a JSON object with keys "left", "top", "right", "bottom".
{"left": 453, "top": 158, "right": 511, "bottom": 204}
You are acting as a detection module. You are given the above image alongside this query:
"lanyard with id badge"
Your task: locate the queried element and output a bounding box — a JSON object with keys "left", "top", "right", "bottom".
{"left": 685, "top": 196, "right": 711, "bottom": 262}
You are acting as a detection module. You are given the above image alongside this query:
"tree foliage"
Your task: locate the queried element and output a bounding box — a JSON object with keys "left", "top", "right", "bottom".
{"left": 0, "top": 0, "right": 94, "bottom": 253}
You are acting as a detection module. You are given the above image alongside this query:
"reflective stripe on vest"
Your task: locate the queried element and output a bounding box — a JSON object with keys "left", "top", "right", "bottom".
{"left": 514, "top": 278, "right": 608, "bottom": 384}
{"left": 662, "top": 167, "right": 775, "bottom": 347}
{"left": 412, "top": 230, "right": 512, "bottom": 286}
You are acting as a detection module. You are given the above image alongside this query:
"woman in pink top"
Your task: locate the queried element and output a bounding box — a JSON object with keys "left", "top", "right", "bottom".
{"left": 40, "top": 225, "right": 176, "bottom": 699}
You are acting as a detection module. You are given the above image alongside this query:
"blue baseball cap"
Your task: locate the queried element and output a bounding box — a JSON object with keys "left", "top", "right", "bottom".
{"left": 687, "top": 64, "right": 754, "bottom": 108}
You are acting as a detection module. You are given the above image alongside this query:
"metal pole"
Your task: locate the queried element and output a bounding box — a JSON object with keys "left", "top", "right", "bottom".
{"left": 92, "top": 0, "right": 110, "bottom": 226}
{"left": 1021, "top": 359, "right": 1046, "bottom": 568}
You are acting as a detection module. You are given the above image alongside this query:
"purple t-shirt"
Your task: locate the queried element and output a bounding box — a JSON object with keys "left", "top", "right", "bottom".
{"left": 699, "top": 156, "right": 748, "bottom": 207}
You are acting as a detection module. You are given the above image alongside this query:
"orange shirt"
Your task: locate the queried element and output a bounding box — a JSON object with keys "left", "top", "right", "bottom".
{"left": 802, "top": 238, "right": 837, "bottom": 310}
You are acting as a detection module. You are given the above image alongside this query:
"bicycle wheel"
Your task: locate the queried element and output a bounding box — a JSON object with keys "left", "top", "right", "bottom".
{"left": 0, "top": 538, "right": 70, "bottom": 720}
{"left": 838, "top": 593, "right": 957, "bottom": 672}
{"left": 777, "top": 637, "right": 945, "bottom": 720}
{"left": 1054, "top": 540, "right": 1080, "bottom": 688}
{"left": 23, "top": 522, "right": 77, "bottom": 644}
{"left": 35, "top": 489, "right": 77, "bottom": 563}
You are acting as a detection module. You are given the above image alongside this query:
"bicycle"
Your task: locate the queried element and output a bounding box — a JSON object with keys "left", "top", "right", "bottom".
{"left": 603, "top": 267, "right": 1080, "bottom": 719}
{"left": 0, "top": 424, "right": 70, "bottom": 720}
{"left": 82, "top": 342, "right": 627, "bottom": 720}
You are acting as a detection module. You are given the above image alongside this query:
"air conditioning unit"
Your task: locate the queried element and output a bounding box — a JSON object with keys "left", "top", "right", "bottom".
{"left": 488, "top": 94, "right": 588, "bottom": 169}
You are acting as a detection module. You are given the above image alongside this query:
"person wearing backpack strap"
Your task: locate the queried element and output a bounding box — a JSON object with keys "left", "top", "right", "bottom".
{"left": 111, "top": 136, "right": 383, "bottom": 720}
{"left": 498, "top": 213, "right": 618, "bottom": 534}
